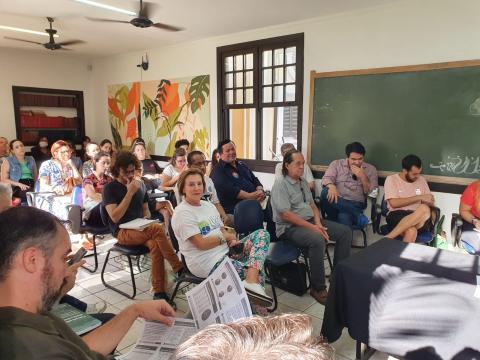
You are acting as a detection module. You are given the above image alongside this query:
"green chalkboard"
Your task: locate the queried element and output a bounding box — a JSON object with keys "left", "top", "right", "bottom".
{"left": 309, "top": 61, "right": 480, "bottom": 184}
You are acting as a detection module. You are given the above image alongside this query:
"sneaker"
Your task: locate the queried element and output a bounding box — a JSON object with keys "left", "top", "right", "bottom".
{"left": 153, "top": 292, "right": 177, "bottom": 311}
{"left": 242, "top": 280, "right": 273, "bottom": 308}
{"left": 356, "top": 214, "right": 369, "bottom": 228}
{"left": 85, "top": 300, "right": 107, "bottom": 314}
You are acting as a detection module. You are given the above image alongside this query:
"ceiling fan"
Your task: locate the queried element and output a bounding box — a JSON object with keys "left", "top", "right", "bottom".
{"left": 87, "top": 0, "right": 183, "bottom": 32}
{"left": 4, "top": 17, "right": 84, "bottom": 51}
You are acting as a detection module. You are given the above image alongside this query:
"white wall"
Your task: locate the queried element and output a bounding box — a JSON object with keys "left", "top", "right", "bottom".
{"left": 0, "top": 47, "right": 95, "bottom": 141}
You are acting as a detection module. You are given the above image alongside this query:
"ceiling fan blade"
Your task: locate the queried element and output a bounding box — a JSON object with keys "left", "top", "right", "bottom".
{"left": 4, "top": 36, "right": 43, "bottom": 45}
{"left": 152, "top": 22, "right": 184, "bottom": 32}
{"left": 58, "top": 47, "right": 73, "bottom": 51}
{"left": 85, "top": 17, "right": 130, "bottom": 24}
{"left": 57, "top": 39, "right": 85, "bottom": 46}
{"left": 139, "top": 1, "right": 158, "bottom": 19}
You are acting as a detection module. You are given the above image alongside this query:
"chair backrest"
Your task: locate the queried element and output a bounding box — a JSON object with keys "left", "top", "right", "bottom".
{"left": 264, "top": 196, "right": 279, "bottom": 242}
{"left": 99, "top": 204, "right": 110, "bottom": 228}
{"left": 234, "top": 199, "right": 264, "bottom": 236}
{"left": 168, "top": 221, "right": 180, "bottom": 253}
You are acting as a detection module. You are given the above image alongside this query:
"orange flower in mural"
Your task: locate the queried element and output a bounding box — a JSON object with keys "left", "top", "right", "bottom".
{"left": 108, "top": 97, "right": 122, "bottom": 120}
{"left": 126, "top": 82, "right": 140, "bottom": 117}
{"left": 126, "top": 118, "right": 138, "bottom": 140}
{"left": 157, "top": 82, "right": 179, "bottom": 116}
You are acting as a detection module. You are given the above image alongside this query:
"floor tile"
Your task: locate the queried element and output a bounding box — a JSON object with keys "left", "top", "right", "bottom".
{"left": 304, "top": 301, "right": 325, "bottom": 320}
{"left": 95, "top": 288, "right": 133, "bottom": 305}
{"left": 277, "top": 290, "right": 317, "bottom": 311}
{"left": 68, "top": 284, "right": 91, "bottom": 299}
{"left": 332, "top": 328, "right": 357, "bottom": 360}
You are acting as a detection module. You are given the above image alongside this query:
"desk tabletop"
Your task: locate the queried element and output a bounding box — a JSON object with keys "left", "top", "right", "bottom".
{"left": 322, "top": 239, "right": 480, "bottom": 359}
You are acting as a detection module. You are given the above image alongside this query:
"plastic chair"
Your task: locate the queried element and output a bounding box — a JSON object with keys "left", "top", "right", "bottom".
{"left": 451, "top": 213, "right": 480, "bottom": 255}
{"left": 99, "top": 204, "right": 150, "bottom": 299}
{"left": 316, "top": 195, "right": 377, "bottom": 248}
{"left": 373, "top": 196, "right": 439, "bottom": 244}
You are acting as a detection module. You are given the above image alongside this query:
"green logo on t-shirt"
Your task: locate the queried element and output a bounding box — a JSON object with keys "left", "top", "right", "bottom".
{"left": 198, "top": 220, "right": 211, "bottom": 235}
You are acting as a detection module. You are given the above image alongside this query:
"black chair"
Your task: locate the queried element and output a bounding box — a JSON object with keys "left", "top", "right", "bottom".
{"left": 99, "top": 205, "right": 150, "bottom": 299}
{"left": 373, "top": 196, "right": 440, "bottom": 244}
{"left": 169, "top": 222, "right": 205, "bottom": 303}
{"left": 316, "top": 195, "right": 377, "bottom": 248}
{"left": 67, "top": 203, "right": 111, "bottom": 273}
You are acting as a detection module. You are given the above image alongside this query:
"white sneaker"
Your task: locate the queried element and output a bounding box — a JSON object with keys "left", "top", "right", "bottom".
{"left": 242, "top": 280, "right": 273, "bottom": 307}
{"left": 85, "top": 300, "right": 107, "bottom": 314}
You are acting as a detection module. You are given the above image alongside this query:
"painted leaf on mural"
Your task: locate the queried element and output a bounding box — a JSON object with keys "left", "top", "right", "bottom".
{"left": 143, "top": 93, "right": 159, "bottom": 128}
{"left": 165, "top": 131, "right": 178, "bottom": 157}
{"left": 156, "top": 80, "right": 179, "bottom": 117}
{"left": 192, "top": 127, "right": 209, "bottom": 152}
{"left": 108, "top": 82, "right": 139, "bottom": 149}
{"left": 189, "top": 75, "right": 210, "bottom": 113}
{"left": 110, "top": 121, "right": 122, "bottom": 149}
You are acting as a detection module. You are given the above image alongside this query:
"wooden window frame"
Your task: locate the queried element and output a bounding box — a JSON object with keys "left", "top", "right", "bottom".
{"left": 217, "top": 33, "right": 304, "bottom": 173}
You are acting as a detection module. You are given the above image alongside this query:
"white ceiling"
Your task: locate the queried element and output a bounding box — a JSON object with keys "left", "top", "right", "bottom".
{"left": 0, "top": 0, "right": 399, "bottom": 57}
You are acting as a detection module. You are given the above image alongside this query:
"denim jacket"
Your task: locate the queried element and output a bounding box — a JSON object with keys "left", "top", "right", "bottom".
{"left": 6, "top": 156, "right": 36, "bottom": 182}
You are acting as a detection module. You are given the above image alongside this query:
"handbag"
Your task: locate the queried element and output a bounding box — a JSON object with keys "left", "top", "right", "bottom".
{"left": 267, "top": 261, "right": 308, "bottom": 296}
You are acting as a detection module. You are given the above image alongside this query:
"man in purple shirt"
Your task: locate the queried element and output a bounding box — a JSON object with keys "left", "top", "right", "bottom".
{"left": 320, "top": 142, "right": 378, "bottom": 227}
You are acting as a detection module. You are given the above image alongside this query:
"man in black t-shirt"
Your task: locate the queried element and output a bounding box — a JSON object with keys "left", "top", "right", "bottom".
{"left": 103, "top": 152, "right": 183, "bottom": 304}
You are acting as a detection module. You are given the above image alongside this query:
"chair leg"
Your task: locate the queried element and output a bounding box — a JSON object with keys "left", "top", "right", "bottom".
{"left": 361, "top": 229, "right": 367, "bottom": 248}
{"left": 101, "top": 250, "right": 137, "bottom": 299}
{"left": 81, "top": 235, "right": 98, "bottom": 273}
{"left": 170, "top": 278, "right": 185, "bottom": 303}
{"left": 264, "top": 263, "right": 278, "bottom": 313}
{"left": 326, "top": 247, "right": 333, "bottom": 271}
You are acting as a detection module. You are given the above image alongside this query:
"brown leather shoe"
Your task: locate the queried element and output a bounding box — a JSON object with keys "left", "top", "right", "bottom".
{"left": 310, "top": 288, "right": 328, "bottom": 305}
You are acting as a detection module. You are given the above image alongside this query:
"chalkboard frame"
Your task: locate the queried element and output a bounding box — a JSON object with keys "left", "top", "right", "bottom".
{"left": 307, "top": 59, "right": 480, "bottom": 189}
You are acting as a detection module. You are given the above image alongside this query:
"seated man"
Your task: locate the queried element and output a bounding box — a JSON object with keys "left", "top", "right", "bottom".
{"left": 0, "top": 207, "right": 175, "bottom": 359}
{"left": 321, "top": 142, "right": 378, "bottom": 227}
{"left": 211, "top": 139, "right": 265, "bottom": 218}
{"left": 271, "top": 149, "right": 352, "bottom": 305}
{"left": 175, "top": 150, "right": 231, "bottom": 226}
{"left": 103, "top": 151, "right": 183, "bottom": 303}
{"left": 384, "top": 154, "right": 434, "bottom": 243}
{"left": 275, "top": 143, "right": 315, "bottom": 191}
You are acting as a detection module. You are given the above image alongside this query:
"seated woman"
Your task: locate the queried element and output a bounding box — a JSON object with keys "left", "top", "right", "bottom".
{"left": 39, "top": 140, "right": 83, "bottom": 195}
{"left": 83, "top": 151, "right": 112, "bottom": 227}
{"left": 206, "top": 148, "right": 219, "bottom": 177}
{"left": 0, "top": 139, "right": 37, "bottom": 203}
{"left": 131, "top": 141, "right": 162, "bottom": 190}
{"left": 459, "top": 179, "right": 480, "bottom": 253}
{"left": 82, "top": 142, "right": 100, "bottom": 178}
{"left": 161, "top": 148, "right": 187, "bottom": 188}
{"left": 171, "top": 168, "right": 272, "bottom": 307}
{"left": 99, "top": 139, "right": 114, "bottom": 156}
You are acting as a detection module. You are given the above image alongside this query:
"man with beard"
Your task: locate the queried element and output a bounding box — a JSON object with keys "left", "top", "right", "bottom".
{"left": 0, "top": 207, "right": 175, "bottom": 359}
{"left": 383, "top": 154, "right": 434, "bottom": 243}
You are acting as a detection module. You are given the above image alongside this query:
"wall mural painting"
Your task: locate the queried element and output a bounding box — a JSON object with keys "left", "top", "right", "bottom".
{"left": 107, "top": 82, "right": 140, "bottom": 150}
{"left": 141, "top": 75, "right": 210, "bottom": 156}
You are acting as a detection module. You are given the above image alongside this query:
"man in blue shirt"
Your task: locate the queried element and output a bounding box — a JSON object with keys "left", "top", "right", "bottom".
{"left": 211, "top": 140, "right": 265, "bottom": 216}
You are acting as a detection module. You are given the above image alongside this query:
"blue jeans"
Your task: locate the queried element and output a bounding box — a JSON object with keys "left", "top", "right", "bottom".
{"left": 320, "top": 187, "right": 366, "bottom": 227}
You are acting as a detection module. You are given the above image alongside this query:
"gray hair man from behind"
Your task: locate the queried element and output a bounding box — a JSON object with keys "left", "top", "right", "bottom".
{"left": 174, "top": 314, "right": 334, "bottom": 360}
{"left": 0, "top": 183, "right": 12, "bottom": 212}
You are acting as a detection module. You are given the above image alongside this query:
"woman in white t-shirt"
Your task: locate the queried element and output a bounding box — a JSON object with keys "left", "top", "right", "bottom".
{"left": 161, "top": 148, "right": 187, "bottom": 187}
{"left": 171, "top": 168, "right": 272, "bottom": 306}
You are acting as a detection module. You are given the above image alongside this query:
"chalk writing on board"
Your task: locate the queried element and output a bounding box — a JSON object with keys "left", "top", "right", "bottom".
{"left": 430, "top": 156, "right": 480, "bottom": 175}
{"left": 469, "top": 97, "right": 480, "bottom": 116}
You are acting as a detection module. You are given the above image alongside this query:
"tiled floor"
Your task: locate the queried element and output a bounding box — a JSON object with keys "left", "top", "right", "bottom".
{"left": 70, "top": 230, "right": 396, "bottom": 359}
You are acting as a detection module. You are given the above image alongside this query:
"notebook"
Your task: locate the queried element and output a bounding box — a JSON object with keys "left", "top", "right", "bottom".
{"left": 119, "top": 218, "right": 159, "bottom": 231}
{"left": 52, "top": 303, "right": 102, "bottom": 335}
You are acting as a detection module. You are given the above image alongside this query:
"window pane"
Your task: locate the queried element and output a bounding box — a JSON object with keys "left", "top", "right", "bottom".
{"left": 235, "top": 55, "right": 243, "bottom": 70}
{"left": 262, "top": 106, "right": 298, "bottom": 160}
{"left": 285, "top": 65, "right": 296, "bottom": 83}
{"left": 235, "top": 72, "right": 243, "bottom": 87}
{"left": 263, "top": 69, "right": 272, "bottom": 85}
{"left": 285, "top": 47, "right": 296, "bottom": 64}
{"left": 274, "top": 48, "right": 284, "bottom": 66}
{"left": 262, "top": 50, "right": 272, "bottom": 67}
{"left": 225, "top": 56, "right": 233, "bottom": 72}
{"left": 245, "top": 71, "right": 253, "bottom": 87}
{"left": 274, "top": 67, "right": 284, "bottom": 84}
{"left": 235, "top": 89, "right": 244, "bottom": 104}
{"left": 229, "top": 108, "right": 256, "bottom": 159}
{"left": 273, "top": 86, "right": 283, "bottom": 102}
{"left": 226, "top": 73, "right": 233, "bottom": 88}
{"left": 245, "top": 53, "right": 253, "bottom": 70}
{"left": 263, "top": 86, "right": 272, "bottom": 103}
{"left": 226, "top": 90, "right": 234, "bottom": 105}
{"left": 245, "top": 88, "right": 253, "bottom": 104}
{"left": 285, "top": 85, "right": 295, "bottom": 102}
